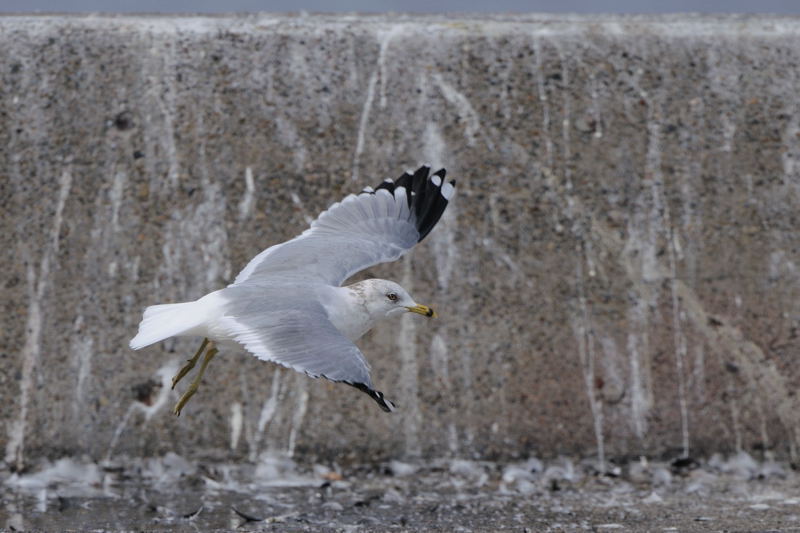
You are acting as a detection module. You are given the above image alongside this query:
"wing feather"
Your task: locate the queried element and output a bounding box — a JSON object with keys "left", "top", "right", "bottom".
{"left": 232, "top": 165, "right": 455, "bottom": 287}
{"left": 219, "top": 286, "right": 395, "bottom": 411}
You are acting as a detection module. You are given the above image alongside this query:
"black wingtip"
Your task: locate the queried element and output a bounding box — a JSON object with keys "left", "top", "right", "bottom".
{"left": 362, "top": 165, "right": 455, "bottom": 243}
{"left": 348, "top": 382, "right": 397, "bottom": 412}
{"left": 412, "top": 166, "right": 453, "bottom": 242}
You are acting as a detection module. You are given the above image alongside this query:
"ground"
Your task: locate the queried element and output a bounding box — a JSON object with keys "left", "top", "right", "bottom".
{"left": 3, "top": 452, "right": 799, "bottom": 532}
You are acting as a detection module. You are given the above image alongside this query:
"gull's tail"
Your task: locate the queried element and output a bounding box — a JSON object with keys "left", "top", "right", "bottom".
{"left": 129, "top": 301, "right": 205, "bottom": 350}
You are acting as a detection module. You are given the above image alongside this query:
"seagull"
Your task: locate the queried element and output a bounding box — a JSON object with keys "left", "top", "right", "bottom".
{"left": 130, "top": 165, "right": 456, "bottom": 416}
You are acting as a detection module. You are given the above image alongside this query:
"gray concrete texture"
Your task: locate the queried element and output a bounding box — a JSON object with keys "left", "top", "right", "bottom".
{"left": 2, "top": 14, "right": 800, "bottom": 470}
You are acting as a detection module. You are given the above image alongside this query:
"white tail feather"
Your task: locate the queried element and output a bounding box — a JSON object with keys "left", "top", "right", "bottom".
{"left": 129, "top": 301, "right": 204, "bottom": 350}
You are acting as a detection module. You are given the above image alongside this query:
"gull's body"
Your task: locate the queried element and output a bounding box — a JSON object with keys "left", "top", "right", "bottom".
{"left": 130, "top": 166, "right": 455, "bottom": 414}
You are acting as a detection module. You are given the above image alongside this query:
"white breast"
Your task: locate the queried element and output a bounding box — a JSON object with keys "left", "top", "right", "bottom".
{"left": 319, "top": 286, "right": 376, "bottom": 342}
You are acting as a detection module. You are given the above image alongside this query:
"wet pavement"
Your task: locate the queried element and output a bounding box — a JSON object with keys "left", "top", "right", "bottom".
{"left": 3, "top": 453, "right": 800, "bottom": 532}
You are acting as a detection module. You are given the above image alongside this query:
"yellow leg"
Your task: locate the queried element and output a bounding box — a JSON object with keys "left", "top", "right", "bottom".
{"left": 173, "top": 343, "right": 218, "bottom": 416}
{"left": 171, "top": 338, "right": 209, "bottom": 390}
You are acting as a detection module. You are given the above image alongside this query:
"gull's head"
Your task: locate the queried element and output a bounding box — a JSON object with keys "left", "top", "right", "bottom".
{"left": 356, "top": 279, "right": 438, "bottom": 319}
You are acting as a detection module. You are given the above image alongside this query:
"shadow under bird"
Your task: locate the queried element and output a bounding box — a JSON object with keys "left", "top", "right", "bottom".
{"left": 130, "top": 165, "right": 456, "bottom": 415}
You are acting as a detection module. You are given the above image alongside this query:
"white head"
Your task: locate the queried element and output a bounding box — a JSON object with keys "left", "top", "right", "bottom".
{"left": 351, "top": 279, "right": 437, "bottom": 320}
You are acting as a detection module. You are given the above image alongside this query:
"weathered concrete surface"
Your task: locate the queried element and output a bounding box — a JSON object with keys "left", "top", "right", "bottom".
{"left": 2, "top": 14, "right": 800, "bottom": 469}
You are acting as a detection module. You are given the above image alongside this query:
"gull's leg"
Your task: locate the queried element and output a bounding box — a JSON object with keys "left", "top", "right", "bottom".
{"left": 173, "top": 343, "right": 218, "bottom": 416}
{"left": 171, "top": 338, "right": 209, "bottom": 390}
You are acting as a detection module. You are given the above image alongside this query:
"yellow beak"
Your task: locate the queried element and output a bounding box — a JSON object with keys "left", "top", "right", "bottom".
{"left": 406, "top": 304, "right": 437, "bottom": 318}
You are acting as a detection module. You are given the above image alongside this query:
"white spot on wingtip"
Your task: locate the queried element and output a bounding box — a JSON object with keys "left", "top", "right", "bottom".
{"left": 432, "top": 175, "right": 442, "bottom": 187}
{"left": 441, "top": 182, "right": 455, "bottom": 200}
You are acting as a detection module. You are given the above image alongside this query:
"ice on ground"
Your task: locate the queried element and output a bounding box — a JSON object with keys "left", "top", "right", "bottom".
{"left": 708, "top": 451, "right": 760, "bottom": 479}
{"left": 5, "top": 458, "right": 109, "bottom": 498}
{"left": 500, "top": 457, "right": 544, "bottom": 495}
{"left": 5, "top": 451, "right": 800, "bottom": 531}
{"left": 141, "top": 452, "right": 197, "bottom": 485}
{"left": 543, "top": 457, "right": 582, "bottom": 485}
{"left": 652, "top": 466, "right": 673, "bottom": 486}
{"left": 685, "top": 469, "right": 718, "bottom": 495}
{"left": 252, "top": 452, "right": 320, "bottom": 487}
{"left": 642, "top": 491, "right": 664, "bottom": 504}
{"left": 448, "top": 459, "right": 489, "bottom": 487}
{"left": 387, "top": 459, "right": 417, "bottom": 477}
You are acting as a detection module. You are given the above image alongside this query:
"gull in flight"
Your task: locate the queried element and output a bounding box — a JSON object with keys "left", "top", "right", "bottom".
{"left": 130, "top": 165, "right": 456, "bottom": 415}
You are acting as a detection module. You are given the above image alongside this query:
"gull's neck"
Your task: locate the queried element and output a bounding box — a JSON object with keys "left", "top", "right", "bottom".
{"left": 322, "top": 284, "right": 383, "bottom": 342}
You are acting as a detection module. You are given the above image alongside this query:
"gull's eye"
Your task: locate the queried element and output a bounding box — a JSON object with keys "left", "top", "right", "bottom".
{"left": 387, "top": 293, "right": 398, "bottom": 302}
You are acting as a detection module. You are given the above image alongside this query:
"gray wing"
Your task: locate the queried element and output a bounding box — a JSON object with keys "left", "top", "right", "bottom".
{"left": 232, "top": 166, "right": 455, "bottom": 287}
{"left": 220, "top": 288, "right": 395, "bottom": 411}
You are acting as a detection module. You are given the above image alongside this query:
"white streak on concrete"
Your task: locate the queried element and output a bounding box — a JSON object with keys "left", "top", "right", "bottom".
{"left": 422, "top": 121, "right": 447, "bottom": 169}
{"left": 106, "top": 359, "right": 180, "bottom": 461}
{"left": 574, "top": 262, "right": 605, "bottom": 471}
{"left": 350, "top": 67, "right": 377, "bottom": 181}
{"left": 433, "top": 203, "right": 458, "bottom": 292}
{"left": 598, "top": 335, "right": 626, "bottom": 404}
{"left": 145, "top": 39, "right": 180, "bottom": 188}
{"left": 589, "top": 70, "right": 604, "bottom": 139}
{"left": 290, "top": 192, "right": 314, "bottom": 225}
{"left": 6, "top": 264, "right": 42, "bottom": 471}
{"left": 691, "top": 344, "right": 706, "bottom": 402}
{"left": 51, "top": 169, "right": 72, "bottom": 252}
{"left": 626, "top": 306, "right": 650, "bottom": 441}
{"left": 274, "top": 114, "right": 309, "bottom": 171}
{"left": 145, "top": 362, "right": 179, "bottom": 423}
{"left": 6, "top": 168, "right": 72, "bottom": 471}
{"left": 230, "top": 402, "right": 243, "bottom": 451}
{"left": 287, "top": 374, "right": 309, "bottom": 458}
{"left": 71, "top": 315, "right": 94, "bottom": 421}
{"left": 720, "top": 113, "right": 736, "bottom": 153}
{"left": 352, "top": 26, "right": 400, "bottom": 181}
{"left": 423, "top": 122, "right": 458, "bottom": 291}
{"left": 559, "top": 50, "right": 573, "bottom": 193}
{"left": 238, "top": 167, "right": 256, "bottom": 221}
{"left": 157, "top": 108, "right": 231, "bottom": 297}
{"left": 647, "top": 116, "right": 690, "bottom": 457}
{"left": 110, "top": 170, "right": 126, "bottom": 232}
{"left": 251, "top": 369, "right": 283, "bottom": 460}
{"left": 398, "top": 254, "right": 421, "bottom": 458}
{"left": 196, "top": 111, "right": 231, "bottom": 286}
{"left": 378, "top": 26, "right": 404, "bottom": 109}
{"left": 534, "top": 39, "right": 554, "bottom": 169}
{"left": 433, "top": 72, "right": 494, "bottom": 151}
{"left": 430, "top": 333, "right": 458, "bottom": 455}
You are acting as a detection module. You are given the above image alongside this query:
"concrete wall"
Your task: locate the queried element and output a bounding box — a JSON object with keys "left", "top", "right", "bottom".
{"left": 2, "top": 14, "right": 800, "bottom": 470}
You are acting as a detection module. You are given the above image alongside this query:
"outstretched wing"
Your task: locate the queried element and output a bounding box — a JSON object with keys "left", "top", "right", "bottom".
{"left": 232, "top": 165, "right": 456, "bottom": 287}
{"left": 220, "top": 287, "right": 395, "bottom": 411}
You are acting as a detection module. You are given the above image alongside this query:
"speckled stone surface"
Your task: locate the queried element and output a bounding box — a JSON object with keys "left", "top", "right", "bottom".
{"left": 2, "top": 14, "right": 800, "bottom": 469}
